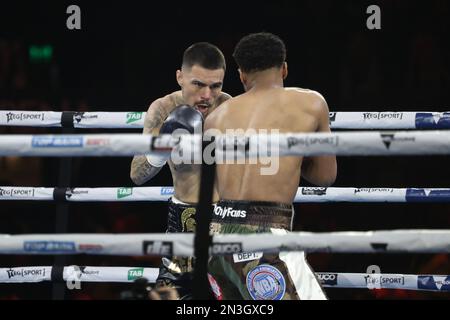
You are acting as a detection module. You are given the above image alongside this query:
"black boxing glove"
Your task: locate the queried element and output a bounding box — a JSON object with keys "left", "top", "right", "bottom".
{"left": 159, "top": 105, "right": 203, "bottom": 134}
{"left": 146, "top": 105, "right": 203, "bottom": 167}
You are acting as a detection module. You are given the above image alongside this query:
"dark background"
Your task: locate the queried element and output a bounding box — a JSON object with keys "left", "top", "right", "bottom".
{"left": 1, "top": 0, "right": 450, "bottom": 299}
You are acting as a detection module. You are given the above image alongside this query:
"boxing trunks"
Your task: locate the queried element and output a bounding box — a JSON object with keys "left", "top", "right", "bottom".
{"left": 154, "top": 197, "right": 196, "bottom": 299}
{"left": 207, "top": 199, "right": 327, "bottom": 300}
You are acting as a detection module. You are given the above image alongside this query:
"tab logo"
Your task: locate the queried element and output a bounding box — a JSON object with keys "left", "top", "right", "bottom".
{"left": 128, "top": 268, "right": 144, "bottom": 281}
{"left": 126, "top": 112, "right": 143, "bottom": 124}
{"left": 117, "top": 188, "right": 133, "bottom": 199}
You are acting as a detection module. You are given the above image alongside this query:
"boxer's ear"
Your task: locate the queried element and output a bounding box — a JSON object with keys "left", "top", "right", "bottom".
{"left": 282, "top": 62, "right": 288, "bottom": 80}
{"left": 238, "top": 69, "right": 247, "bottom": 86}
{"left": 176, "top": 69, "right": 183, "bottom": 87}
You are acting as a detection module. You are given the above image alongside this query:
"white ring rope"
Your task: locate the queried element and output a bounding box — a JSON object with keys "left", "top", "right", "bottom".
{"left": 0, "top": 266, "right": 159, "bottom": 283}
{"left": 3, "top": 111, "right": 449, "bottom": 297}
{"left": 1, "top": 131, "right": 450, "bottom": 157}
{"left": 1, "top": 266, "right": 448, "bottom": 292}
{"left": 1, "top": 110, "right": 450, "bottom": 129}
{"left": 316, "top": 273, "right": 450, "bottom": 292}
{"left": 1, "top": 230, "right": 449, "bottom": 255}
{"left": 1, "top": 186, "right": 449, "bottom": 203}
{"left": 329, "top": 112, "right": 450, "bottom": 129}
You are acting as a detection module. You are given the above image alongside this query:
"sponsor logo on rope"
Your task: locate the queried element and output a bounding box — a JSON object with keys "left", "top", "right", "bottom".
{"left": 160, "top": 187, "right": 174, "bottom": 195}
{"left": 380, "top": 133, "right": 415, "bottom": 150}
{"left": 301, "top": 187, "right": 328, "bottom": 196}
{"left": 381, "top": 276, "right": 405, "bottom": 285}
{"left": 66, "top": 188, "right": 89, "bottom": 199}
{"left": 370, "top": 243, "right": 388, "bottom": 251}
{"left": 280, "top": 244, "right": 332, "bottom": 253}
{"left": 6, "top": 267, "right": 46, "bottom": 279}
{"left": 32, "top": 136, "right": 83, "bottom": 148}
{"left": 86, "top": 138, "right": 110, "bottom": 146}
{"left": 6, "top": 112, "right": 45, "bottom": 123}
{"left": 128, "top": 268, "right": 144, "bottom": 281}
{"left": 354, "top": 188, "right": 394, "bottom": 194}
{"left": 246, "top": 265, "right": 286, "bottom": 300}
{"left": 73, "top": 112, "right": 98, "bottom": 123}
{"left": 0, "top": 188, "right": 35, "bottom": 198}
{"left": 417, "top": 276, "right": 450, "bottom": 291}
{"left": 363, "top": 112, "right": 404, "bottom": 121}
{"left": 117, "top": 187, "right": 133, "bottom": 199}
{"left": 364, "top": 275, "right": 405, "bottom": 286}
{"left": 405, "top": 188, "right": 450, "bottom": 202}
{"left": 316, "top": 273, "right": 338, "bottom": 285}
{"left": 210, "top": 242, "right": 243, "bottom": 255}
{"left": 126, "top": 112, "right": 143, "bottom": 124}
{"left": 218, "top": 136, "right": 250, "bottom": 152}
{"left": 78, "top": 266, "right": 100, "bottom": 276}
{"left": 415, "top": 112, "right": 450, "bottom": 129}
{"left": 380, "top": 134, "right": 394, "bottom": 149}
{"left": 143, "top": 241, "right": 173, "bottom": 256}
{"left": 287, "top": 136, "right": 339, "bottom": 149}
{"left": 214, "top": 206, "right": 246, "bottom": 219}
{"left": 78, "top": 244, "right": 103, "bottom": 252}
{"left": 24, "top": 241, "right": 76, "bottom": 253}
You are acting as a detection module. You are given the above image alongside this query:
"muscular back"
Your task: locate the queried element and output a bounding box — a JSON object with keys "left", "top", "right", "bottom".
{"left": 205, "top": 87, "right": 335, "bottom": 204}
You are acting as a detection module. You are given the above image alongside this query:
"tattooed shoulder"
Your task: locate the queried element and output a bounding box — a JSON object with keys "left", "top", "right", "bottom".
{"left": 144, "top": 99, "right": 169, "bottom": 131}
{"left": 168, "top": 91, "right": 184, "bottom": 111}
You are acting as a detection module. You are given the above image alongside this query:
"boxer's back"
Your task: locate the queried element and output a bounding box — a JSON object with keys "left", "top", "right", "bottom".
{"left": 206, "top": 87, "right": 326, "bottom": 204}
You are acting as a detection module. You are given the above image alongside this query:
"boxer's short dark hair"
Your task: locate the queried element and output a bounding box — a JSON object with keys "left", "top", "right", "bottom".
{"left": 182, "top": 42, "right": 226, "bottom": 71}
{"left": 233, "top": 32, "right": 286, "bottom": 73}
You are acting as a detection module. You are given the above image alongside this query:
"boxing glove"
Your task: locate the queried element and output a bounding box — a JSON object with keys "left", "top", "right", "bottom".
{"left": 146, "top": 105, "right": 203, "bottom": 167}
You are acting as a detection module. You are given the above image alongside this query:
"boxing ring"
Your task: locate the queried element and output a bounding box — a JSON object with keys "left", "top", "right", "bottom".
{"left": 1, "top": 110, "right": 450, "bottom": 298}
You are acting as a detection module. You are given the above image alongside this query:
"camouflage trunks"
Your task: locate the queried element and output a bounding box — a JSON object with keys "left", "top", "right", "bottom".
{"left": 207, "top": 199, "right": 327, "bottom": 300}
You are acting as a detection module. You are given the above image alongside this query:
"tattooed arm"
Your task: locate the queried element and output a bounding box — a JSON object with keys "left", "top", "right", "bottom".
{"left": 130, "top": 99, "right": 168, "bottom": 185}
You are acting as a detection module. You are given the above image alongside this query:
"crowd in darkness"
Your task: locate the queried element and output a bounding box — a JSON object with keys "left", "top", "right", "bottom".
{"left": 1, "top": 0, "right": 450, "bottom": 299}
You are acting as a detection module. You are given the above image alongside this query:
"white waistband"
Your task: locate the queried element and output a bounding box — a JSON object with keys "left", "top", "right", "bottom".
{"left": 171, "top": 196, "right": 217, "bottom": 206}
{"left": 171, "top": 196, "right": 189, "bottom": 205}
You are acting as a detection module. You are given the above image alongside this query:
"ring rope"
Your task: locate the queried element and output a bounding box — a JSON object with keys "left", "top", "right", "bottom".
{"left": 1, "top": 110, "right": 450, "bottom": 130}
{"left": 317, "top": 272, "right": 450, "bottom": 292}
{"left": 1, "top": 266, "right": 448, "bottom": 292}
{"left": 0, "top": 266, "right": 158, "bottom": 283}
{"left": 1, "top": 230, "right": 450, "bottom": 255}
{"left": 1, "top": 131, "right": 450, "bottom": 157}
{"left": 0, "top": 113, "right": 450, "bottom": 291}
{"left": 1, "top": 186, "right": 450, "bottom": 203}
